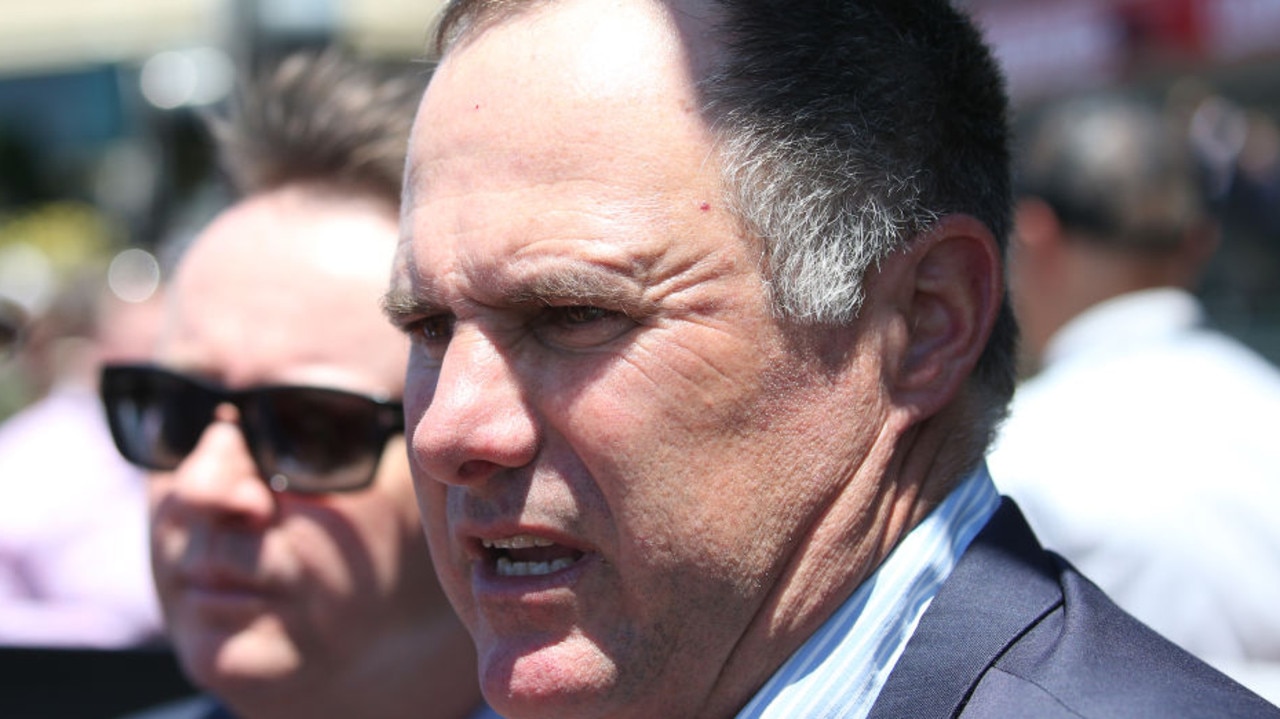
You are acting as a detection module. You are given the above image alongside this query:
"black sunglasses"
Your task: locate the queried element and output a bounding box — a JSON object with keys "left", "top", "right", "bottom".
{"left": 100, "top": 363, "right": 404, "bottom": 494}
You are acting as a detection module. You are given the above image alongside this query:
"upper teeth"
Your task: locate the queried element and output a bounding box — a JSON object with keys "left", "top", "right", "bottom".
{"left": 482, "top": 535, "right": 555, "bottom": 550}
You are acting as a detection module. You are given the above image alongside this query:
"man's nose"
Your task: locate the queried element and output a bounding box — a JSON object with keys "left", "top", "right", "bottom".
{"left": 162, "top": 404, "right": 277, "bottom": 526}
{"left": 408, "top": 328, "right": 539, "bottom": 486}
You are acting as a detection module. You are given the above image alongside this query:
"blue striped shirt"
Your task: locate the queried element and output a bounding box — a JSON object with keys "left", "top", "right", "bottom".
{"left": 736, "top": 464, "right": 1001, "bottom": 719}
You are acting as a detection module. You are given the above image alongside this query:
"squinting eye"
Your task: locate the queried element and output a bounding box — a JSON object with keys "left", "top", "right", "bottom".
{"left": 535, "top": 305, "right": 636, "bottom": 350}
{"left": 413, "top": 315, "right": 455, "bottom": 342}
{"left": 407, "top": 315, "right": 454, "bottom": 365}
{"left": 560, "top": 306, "right": 611, "bottom": 324}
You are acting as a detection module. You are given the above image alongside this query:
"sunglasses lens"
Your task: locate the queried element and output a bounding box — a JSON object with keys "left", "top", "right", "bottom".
{"left": 249, "top": 388, "right": 396, "bottom": 492}
{"left": 101, "top": 365, "right": 401, "bottom": 493}
{"left": 101, "top": 366, "right": 217, "bottom": 471}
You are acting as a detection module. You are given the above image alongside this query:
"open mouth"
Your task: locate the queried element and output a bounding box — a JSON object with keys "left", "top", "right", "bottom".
{"left": 481, "top": 535, "right": 586, "bottom": 577}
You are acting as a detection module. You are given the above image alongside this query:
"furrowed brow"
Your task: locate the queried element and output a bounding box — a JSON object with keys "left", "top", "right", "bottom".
{"left": 381, "top": 285, "right": 444, "bottom": 327}
{"left": 381, "top": 258, "right": 655, "bottom": 326}
{"left": 383, "top": 235, "right": 448, "bottom": 327}
{"left": 500, "top": 266, "right": 649, "bottom": 314}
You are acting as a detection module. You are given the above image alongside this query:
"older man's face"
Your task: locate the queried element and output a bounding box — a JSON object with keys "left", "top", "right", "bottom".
{"left": 392, "top": 1, "right": 890, "bottom": 716}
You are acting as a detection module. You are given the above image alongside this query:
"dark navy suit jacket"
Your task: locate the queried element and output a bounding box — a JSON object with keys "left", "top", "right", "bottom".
{"left": 868, "top": 499, "right": 1280, "bottom": 719}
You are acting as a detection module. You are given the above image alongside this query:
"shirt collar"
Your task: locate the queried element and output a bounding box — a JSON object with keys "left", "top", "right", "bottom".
{"left": 736, "top": 464, "right": 1001, "bottom": 719}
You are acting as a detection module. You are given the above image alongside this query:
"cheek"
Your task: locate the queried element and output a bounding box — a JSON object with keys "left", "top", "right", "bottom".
{"left": 325, "top": 500, "right": 424, "bottom": 595}
{"left": 404, "top": 449, "right": 451, "bottom": 560}
{"left": 411, "top": 488, "right": 480, "bottom": 628}
{"left": 561, "top": 329, "right": 788, "bottom": 488}
{"left": 398, "top": 479, "right": 451, "bottom": 589}
{"left": 553, "top": 335, "right": 798, "bottom": 561}
{"left": 146, "top": 473, "right": 173, "bottom": 518}
{"left": 146, "top": 479, "right": 181, "bottom": 571}
{"left": 372, "top": 440, "right": 419, "bottom": 518}
{"left": 556, "top": 326, "right": 770, "bottom": 440}
{"left": 337, "top": 460, "right": 459, "bottom": 615}
{"left": 278, "top": 513, "right": 352, "bottom": 585}
{"left": 418, "top": 486, "right": 451, "bottom": 548}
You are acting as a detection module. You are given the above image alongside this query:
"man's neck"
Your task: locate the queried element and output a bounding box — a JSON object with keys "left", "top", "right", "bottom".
{"left": 700, "top": 405, "right": 972, "bottom": 718}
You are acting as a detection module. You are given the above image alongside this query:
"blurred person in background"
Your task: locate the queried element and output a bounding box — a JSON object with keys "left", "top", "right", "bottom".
{"left": 988, "top": 91, "right": 1280, "bottom": 704}
{"left": 105, "top": 50, "right": 488, "bottom": 719}
{"left": 1184, "top": 90, "right": 1280, "bottom": 316}
{"left": 0, "top": 242, "right": 165, "bottom": 648}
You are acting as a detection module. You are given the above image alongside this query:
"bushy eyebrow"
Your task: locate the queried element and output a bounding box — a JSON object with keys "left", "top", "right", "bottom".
{"left": 502, "top": 267, "right": 647, "bottom": 311}
{"left": 381, "top": 287, "right": 437, "bottom": 327}
{"left": 382, "top": 261, "right": 655, "bottom": 327}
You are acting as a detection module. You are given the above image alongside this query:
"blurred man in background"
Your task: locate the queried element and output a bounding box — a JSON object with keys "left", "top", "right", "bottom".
{"left": 104, "top": 52, "right": 488, "bottom": 719}
{"left": 989, "top": 92, "right": 1280, "bottom": 704}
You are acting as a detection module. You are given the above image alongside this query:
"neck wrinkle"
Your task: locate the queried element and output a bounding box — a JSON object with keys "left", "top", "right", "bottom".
{"left": 698, "top": 411, "right": 934, "bottom": 719}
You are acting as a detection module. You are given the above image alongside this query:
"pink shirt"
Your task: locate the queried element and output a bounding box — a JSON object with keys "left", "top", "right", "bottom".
{"left": 0, "top": 382, "right": 162, "bottom": 647}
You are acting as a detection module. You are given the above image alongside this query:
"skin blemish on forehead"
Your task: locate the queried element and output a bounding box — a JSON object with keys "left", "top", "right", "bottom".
{"left": 700, "top": 202, "right": 711, "bottom": 212}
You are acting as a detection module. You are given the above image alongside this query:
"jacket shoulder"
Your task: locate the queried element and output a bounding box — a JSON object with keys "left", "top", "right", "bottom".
{"left": 869, "top": 499, "right": 1280, "bottom": 718}
{"left": 965, "top": 563, "right": 1280, "bottom": 718}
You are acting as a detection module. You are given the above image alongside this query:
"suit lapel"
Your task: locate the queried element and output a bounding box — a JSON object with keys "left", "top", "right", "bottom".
{"left": 866, "top": 499, "right": 1063, "bottom": 719}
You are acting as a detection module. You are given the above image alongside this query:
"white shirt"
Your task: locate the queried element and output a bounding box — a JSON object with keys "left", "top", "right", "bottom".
{"left": 989, "top": 287, "right": 1280, "bottom": 704}
{"left": 738, "top": 465, "right": 1000, "bottom": 719}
